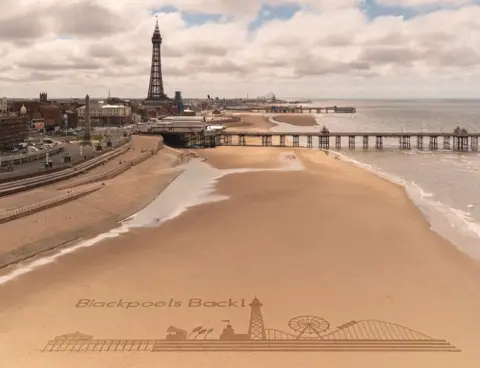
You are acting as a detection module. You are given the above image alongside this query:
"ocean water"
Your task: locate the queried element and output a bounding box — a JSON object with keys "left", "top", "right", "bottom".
{"left": 272, "top": 100, "right": 480, "bottom": 259}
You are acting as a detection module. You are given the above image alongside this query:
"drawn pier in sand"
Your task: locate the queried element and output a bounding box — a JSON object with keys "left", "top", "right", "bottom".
{"left": 43, "top": 297, "right": 459, "bottom": 353}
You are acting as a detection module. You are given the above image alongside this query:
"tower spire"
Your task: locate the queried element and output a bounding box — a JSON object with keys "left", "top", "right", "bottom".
{"left": 152, "top": 15, "right": 161, "bottom": 42}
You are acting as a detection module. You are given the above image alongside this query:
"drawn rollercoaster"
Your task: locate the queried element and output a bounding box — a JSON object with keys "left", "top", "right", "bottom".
{"left": 43, "top": 297, "right": 460, "bottom": 352}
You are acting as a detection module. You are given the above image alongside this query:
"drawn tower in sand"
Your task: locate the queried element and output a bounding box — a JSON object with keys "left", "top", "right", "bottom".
{"left": 248, "top": 297, "right": 266, "bottom": 340}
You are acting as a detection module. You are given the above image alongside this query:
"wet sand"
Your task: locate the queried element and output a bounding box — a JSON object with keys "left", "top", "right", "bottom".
{"left": 272, "top": 114, "right": 318, "bottom": 126}
{"left": 1, "top": 136, "right": 480, "bottom": 366}
{"left": 225, "top": 113, "right": 276, "bottom": 131}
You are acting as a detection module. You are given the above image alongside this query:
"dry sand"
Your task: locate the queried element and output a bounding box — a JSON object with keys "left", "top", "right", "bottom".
{"left": 272, "top": 114, "right": 318, "bottom": 126}
{"left": 1, "top": 129, "right": 480, "bottom": 367}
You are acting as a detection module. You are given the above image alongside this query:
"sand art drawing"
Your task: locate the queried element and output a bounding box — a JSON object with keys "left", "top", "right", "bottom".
{"left": 43, "top": 298, "right": 459, "bottom": 353}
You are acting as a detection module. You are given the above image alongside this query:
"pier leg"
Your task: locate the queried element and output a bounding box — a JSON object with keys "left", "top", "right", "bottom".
{"left": 443, "top": 136, "right": 450, "bottom": 150}
{"left": 307, "top": 136, "right": 312, "bottom": 148}
{"left": 461, "top": 137, "right": 468, "bottom": 151}
{"left": 363, "top": 136, "right": 369, "bottom": 150}
{"left": 471, "top": 137, "right": 478, "bottom": 151}
{"left": 429, "top": 136, "right": 438, "bottom": 150}
{"left": 279, "top": 135, "right": 285, "bottom": 147}
{"left": 348, "top": 136, "right": 355, "bottom": 149}
{"left": 376, "top": 136, "right": 383, "bottom": 150}
{"left": 335, "top": 136, "right": 341, "bottom": 149}
{"left": 324, "top": 136, "right": 330, "bottom": 149}
{"left": 417, "top": 136, "right": 423, "bottom": 150}
{"left": 292, "top": 135, "right": 299, "bottom": 147}
{"left": 267, "top": 136, "right": 272, "bottom": 146}
{"left": 239, "top": 135, "right": 246, "bottom": 146}
{"left": 262, "top": 136, "right": 266, "bottom": 146}
{"left": 399, "top": 136, "right": 411, "bottom": 149}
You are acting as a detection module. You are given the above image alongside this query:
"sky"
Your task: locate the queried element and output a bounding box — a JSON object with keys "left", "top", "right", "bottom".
{"left": 0, "top": 0, "right": 480, "bottom": 99}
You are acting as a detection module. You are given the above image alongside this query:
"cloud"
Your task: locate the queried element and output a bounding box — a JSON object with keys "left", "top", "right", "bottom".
{"left": 0, "top": 12, "right": 48, "bottom": 40}
{"left": 0, "top": 0, "right": 479, "bottom": 98}
{"left": 374, "top": 0, "right": 473, "bottom": 6}
{"left": 50, "top": 1, "right": 127, "bottom": 38}
{"left": 18, "top": 60, "right": 101, "bottom": 71}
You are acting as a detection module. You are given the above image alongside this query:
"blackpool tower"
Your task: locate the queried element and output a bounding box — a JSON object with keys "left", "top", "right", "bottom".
{"left": 144, "top": 18, "right": 172, "bottom": 116}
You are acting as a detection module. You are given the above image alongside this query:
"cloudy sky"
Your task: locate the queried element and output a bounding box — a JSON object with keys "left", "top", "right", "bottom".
{"left": 1, "top": 0, "right": 480, "bottom": 99}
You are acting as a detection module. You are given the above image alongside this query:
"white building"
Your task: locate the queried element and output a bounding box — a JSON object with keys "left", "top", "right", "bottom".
{"left": 0, "top": 97, "right": 7, "bottom": 116}
{"left": 77, "top": 102, "right": 132, "bottom": 125}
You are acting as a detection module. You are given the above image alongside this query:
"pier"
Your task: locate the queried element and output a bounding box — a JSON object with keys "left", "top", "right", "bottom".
{"left": 219, "top": 131, "right": 479, "bottom": 151}
{"left": 225, "top": 105, "right": 356, "bottom": 113}
{"left": 136, "top": 123, "right": 479, "bottom": 152}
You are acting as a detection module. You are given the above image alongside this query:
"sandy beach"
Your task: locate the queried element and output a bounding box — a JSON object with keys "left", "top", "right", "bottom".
{"left": 225, "top": 113, "right": 276, "bottom": 131}
{"left": 272, "top": 114, "right": 318, "bottom": 126}
{"left": 1, "top": 116, "right": 480, "bottom": 367}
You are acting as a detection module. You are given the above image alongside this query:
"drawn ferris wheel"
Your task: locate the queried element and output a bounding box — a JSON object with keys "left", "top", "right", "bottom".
{"left": 288, "top": 316, "right": 330, "bottom": 339}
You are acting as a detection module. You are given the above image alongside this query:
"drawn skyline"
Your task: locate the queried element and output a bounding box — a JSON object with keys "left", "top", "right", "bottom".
{"left": 43, "top": 297, "right": 460, "bottom": 353}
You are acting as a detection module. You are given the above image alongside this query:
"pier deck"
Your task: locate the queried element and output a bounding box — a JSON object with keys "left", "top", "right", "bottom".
{"left": 218, "top": 131, "right": 480, "bottom": 151}
{"left": 135, "top": 123, "right": 479, "bottom": 151}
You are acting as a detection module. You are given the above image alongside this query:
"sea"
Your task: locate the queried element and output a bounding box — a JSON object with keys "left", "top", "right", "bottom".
{"left": 272, "top": 99, "right": 480, "bottom": 259}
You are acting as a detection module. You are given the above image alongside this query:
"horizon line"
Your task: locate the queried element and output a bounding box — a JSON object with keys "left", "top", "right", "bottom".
{"left": 5, "top": 97, "right": 480, "bottom": 101}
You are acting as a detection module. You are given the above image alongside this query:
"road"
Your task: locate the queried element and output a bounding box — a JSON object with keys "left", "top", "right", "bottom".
{"left": 0, "top": 134, "right": 126, "bottom": 182}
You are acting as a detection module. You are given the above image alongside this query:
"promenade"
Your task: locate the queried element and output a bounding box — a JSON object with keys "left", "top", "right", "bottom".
{"left": 0, "top": 131, "right": 127, "bottom": 182}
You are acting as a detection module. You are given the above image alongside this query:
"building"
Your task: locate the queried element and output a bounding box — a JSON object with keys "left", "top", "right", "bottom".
{"left": 31, "top": 117, "right": 46, "bottom": 132}
{"left": 0, "top": 97, "right": 7, "bottom": 116}
{"left": 65, "top": 110, "right": 79, "bottom": 129}
{"left": 39, "top": 104, "right": 62, "bottom": 129}
{"left": 0, "top": 116, "right": 29, "bottom": 150}
{"left": 12, "top": 93, "right": 63, "bottom": 130}
{"left": 77, "top": 102, "right": 132, "bottom": 126}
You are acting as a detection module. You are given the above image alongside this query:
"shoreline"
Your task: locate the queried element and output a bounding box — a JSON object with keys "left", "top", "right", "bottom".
{"left": 2, "top": 113, "right": 478, "bottom": 272}
{"left": 1, "top": 113, "right": 478, "bottom": 273}
{"left": 0, "top": 145, "right": 185, "bottom": 272}
{"left": 245, "top": 112, "right": 480, "bottom": 261}
{"left": 327, "top": 149, "right": 480, "bottom": 261}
